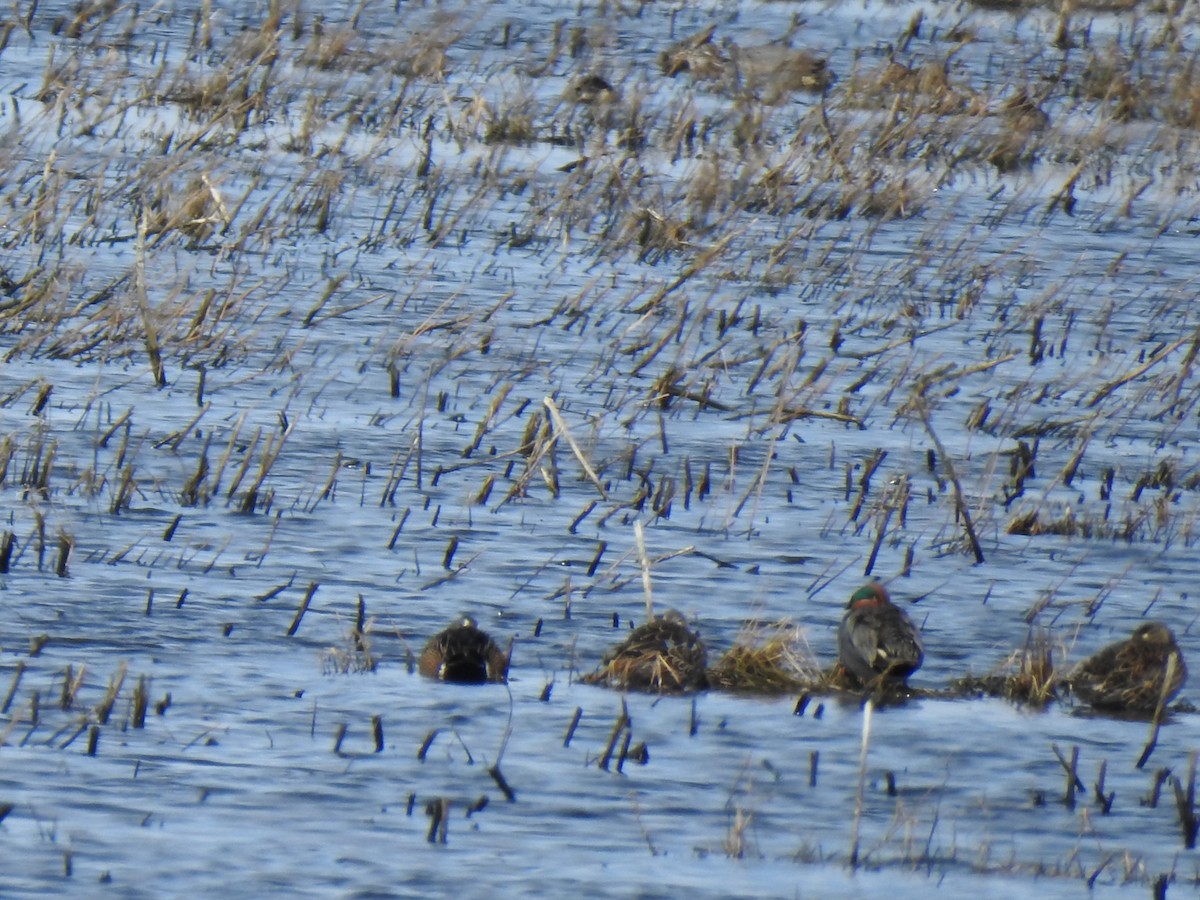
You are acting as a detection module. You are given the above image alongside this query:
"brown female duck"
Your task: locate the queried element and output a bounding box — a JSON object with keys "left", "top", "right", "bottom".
{"left": 1070, "top": 622, "right": 1186, "bottom": 712}
{"left": 418, "top": 615, "right": 509, "bottom": 684}
{"left": 588, "top": 609, "right": 707, "bottom": 693}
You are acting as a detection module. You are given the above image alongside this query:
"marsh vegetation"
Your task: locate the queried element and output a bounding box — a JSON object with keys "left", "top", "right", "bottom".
{"left": 0, "top": 0, "right": 1199, "bottom": 894}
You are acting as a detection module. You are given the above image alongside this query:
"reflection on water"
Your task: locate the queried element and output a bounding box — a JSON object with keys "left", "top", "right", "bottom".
{"left": 0, "top": 0, "right": 1198, "bottom": 895}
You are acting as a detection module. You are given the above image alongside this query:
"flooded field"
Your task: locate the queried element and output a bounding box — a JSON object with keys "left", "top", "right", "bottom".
{"left": 1, "top": 0, "right": 1200, "bottom": 894}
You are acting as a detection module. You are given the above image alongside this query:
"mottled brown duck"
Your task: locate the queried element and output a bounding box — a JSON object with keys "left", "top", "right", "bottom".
{"left": 588, "top": 610, "right": 707, "bottom": 693}
{"left": 418, "top": 615, "right": 509, "bottom": 684}
{"left": 1070, "top": 622, "right": 1186, "bottom": 713}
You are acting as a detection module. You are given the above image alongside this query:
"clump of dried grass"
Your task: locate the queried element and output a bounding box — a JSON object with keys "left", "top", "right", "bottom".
{"left": 843, "top": 58, "right": 981, "bottom": 117}
{"left": 707, "top": 620, "right": 824, "bottom": 695}
{"left": 1007, "top": 507, "right": 1099, "bottom": 539}
{"left": 952, "top": 629, "right": 1059, "bottom": 705}
{"left": 321, "top": 612, "right": 377, "bottom": 675}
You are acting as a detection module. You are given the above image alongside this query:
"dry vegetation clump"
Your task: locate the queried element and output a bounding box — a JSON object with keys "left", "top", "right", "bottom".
{"left": 952, "top": 629, "right": 1059, "bottom": 705}
{"left": 321, "top": 628, "right": 378, "bottom": 674}
{"left": 843, "top": 57, "right": 982, "bottom": 118}
{"left": 1162, "top": 63, "right": 1200, "bottom": 130}
{"left": 707, "top": 620, "right": 825, "bottom": 694}
{"left": 624, "top": 207, "right": 693, "bottom": 262}
{"left": 980, "top": 88, "right": 1052, "bottom": 172}
{"left": 1078, "top": 48, "right": 1149, "bottom": 121}
{"left": 483, "top": 107, "right": 538, "bottom": 145}
{"left": 143, "top": 173, "right": 228, "bottom": 244}
{"left": 321, "top": 598, "right": 378, "bottom": 675}
{"left": 1006, "top": 506, "right": 1098, "bottom": 538}
{"left": 299, "top": 17, "right": 454, "bottom": 78}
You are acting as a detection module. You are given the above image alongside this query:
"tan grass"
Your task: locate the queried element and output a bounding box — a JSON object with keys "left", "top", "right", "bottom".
{"left": 708, "top": 620, "right": 825, "bottom": 694}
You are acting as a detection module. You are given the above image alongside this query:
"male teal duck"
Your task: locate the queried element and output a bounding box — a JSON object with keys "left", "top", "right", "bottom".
{"left": 1070, "top": 621, "right": 1186, "bottom": 712}
{"left": 837, "top": 583, "right": 924, "bottom": 687}
{"left": 590, "top": 609, "right": 707, "bottom": 693}
{"left": 418, "top": 615, "right": 509, "bottom": 684}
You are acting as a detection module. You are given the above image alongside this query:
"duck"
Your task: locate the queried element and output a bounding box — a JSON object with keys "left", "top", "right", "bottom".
{"left": 1069, "top": 621, "right": 1186, "bottom": 712}
{"left": 660, "top": 24, "right": 728, "bottom": 80}
{"left": 589, "top": 609, "right": 707, "bottom": 693}
{"left": 418, "top": 615, "right": 509, "bottom": 684}
{"left": 569, "top": 73, "right": 616, "bottom": 105}
{"left": 837, "top": 583, "right": 924, "bottom": 687}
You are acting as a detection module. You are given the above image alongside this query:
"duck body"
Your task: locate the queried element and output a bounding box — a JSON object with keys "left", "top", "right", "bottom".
{"left": 1071, "top": 622, "right": 1186, "bottom": 712}
{"left": 419, "top": 616, "right": 509, "bottom": 684}
{"left": 592, "top": 609, "right": 708, "bottom": 693}
{"left": 837, "top": 583, "right": 924, "bottom": 687}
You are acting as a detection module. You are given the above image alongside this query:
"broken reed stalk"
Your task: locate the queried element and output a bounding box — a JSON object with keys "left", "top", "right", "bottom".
{"left": 135, "top": 206, "right": 167, "bottom": 387}
{"left": 1137, "top": 652, "right": 1179, "bottom": 769}
{"left": 239, "top": 419, "right": 294, "bottom": 513}
{"left": 224, "top": 425, "right": 262, "bottom": 504}
{"left": 1051, "top": 743, "right": 1085, "bottom": 808}
{"left": 919, "top": 408, "right": 984, "bottom": 563}
{"left": 425, "top": 797, "right": 450, "bottom": 843}
{"left": 849, "top": 449, "right": 887, "bottom": 522}
{"left": 0, "top": 702, "right": 24, "bottom": 747}
{"left": 353, "top": 595, "right": 368, "bottom": 653}
{"left": 131, "top": 675, "right": 148, "bottom": 728}
{"left": 849, "top": 698, "right": 873, "bottom": 869}
{"left": 1088, "top": 328, "right": 1197, "bottom": 408}
{"left": 417, "top": 729, "right": 439, "bottom": 761}
{"left": 1172, "top": 751, "right": 1199, "bottom": 849}
{"left": 864, "top": 503, "right": 894, "bottom": 577}
{"left": 615, "top": 729, "right": 634, "bottom": 773}
{"left": 51, "top": 528, "right": 72, "bottom": 577}
{"left": 630, "top": 229, "right": 739, "bottom": 315}
{"left": 489, "top": 765, "right": 516, "bottom": 801}
{"left": 499, "top": 409, "right": 559, "bottom": 506}
{"left": 563, "top": 707, "right": 583, "bottom": 747}
{"left": 542, "top": 396, "right": 607, "bottom": 499}
{"left": 633, "top": 519, "right": 654, "bottom": 621}
{"left": 488, "top": 684, "right": 517, "bottom": 796}
{"left": 286, "top": 582, "right": 319, "bottom": 636}
{"left": 599, "top": 699, "right": 630, "bottom": 771}
{"left": 59, "top": 663, "right": 85, "bottom": 710}
{"left": 1, "top": 661, "right": 25, "bottom": 713}
{"left": 1093, "top": 760, "right": 1114, "bottom": 814}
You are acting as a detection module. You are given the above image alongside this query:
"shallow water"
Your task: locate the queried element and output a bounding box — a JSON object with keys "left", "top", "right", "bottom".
{"left": 1, "top": 0, "right": 1199, "bottom": 895}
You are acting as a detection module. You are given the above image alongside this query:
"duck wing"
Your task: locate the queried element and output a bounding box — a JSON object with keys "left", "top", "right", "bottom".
{"left": 839, "top": 605, "right": 923, "bottom": 684}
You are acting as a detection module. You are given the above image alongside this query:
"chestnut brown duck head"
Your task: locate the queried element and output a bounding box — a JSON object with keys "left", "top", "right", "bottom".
{"left": 588, "top": 609, "right": 708, "bottom": 693}
{"left": 418, "top": 615, "right": 509, "bottom": 684}
{"left": 837, "top": 583, "right": 924, "bottom": 688}
{"left": 1070, "top": 621, "right": 1186, "bottom": 712}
